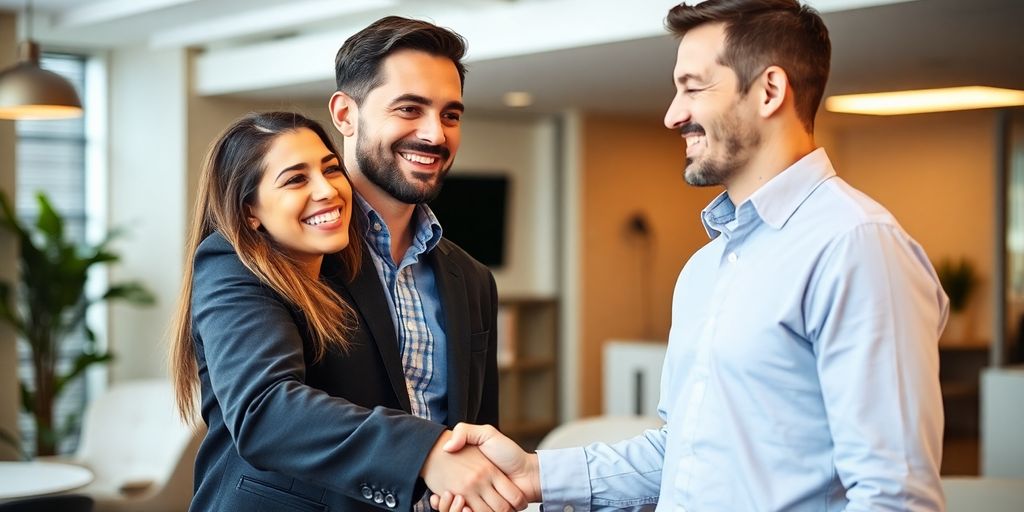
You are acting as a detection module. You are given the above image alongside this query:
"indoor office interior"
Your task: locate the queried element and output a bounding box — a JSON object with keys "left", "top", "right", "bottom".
{"left": 0, "top": 0, "right": 1022, "bottom": 510}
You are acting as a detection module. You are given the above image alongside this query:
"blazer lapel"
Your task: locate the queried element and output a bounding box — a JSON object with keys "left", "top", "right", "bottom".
{"left": 427, "top": 244, "right": 470, "bottom": 427}
{"left": 326, "top": 248, "right": 411, "bottom": 413}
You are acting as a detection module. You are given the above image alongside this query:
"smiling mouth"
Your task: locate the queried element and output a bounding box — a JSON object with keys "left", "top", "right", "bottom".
{"left": 685, "top": 135, "right": 706, "bottom": 148}
{"left": 400, "top": 152, "right": 439, "bottom": 166}
{"left": 302, "top": 208, "right": 341, "bottom": 226}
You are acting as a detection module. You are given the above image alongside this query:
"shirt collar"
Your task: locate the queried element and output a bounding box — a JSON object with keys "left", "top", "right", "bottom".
{"left": 354, "top": 192, "right": 444, "bottom": 257}
{"left": 700, "top": 148, "right": 836, "bottom": 239}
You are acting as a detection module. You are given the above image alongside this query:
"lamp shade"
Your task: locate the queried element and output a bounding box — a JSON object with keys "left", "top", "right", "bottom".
{"left": 0, "top": 41, "right": 82, "bottom": 120}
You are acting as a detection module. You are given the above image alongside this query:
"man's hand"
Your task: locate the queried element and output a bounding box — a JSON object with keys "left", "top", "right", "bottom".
{"left": 421, "top": 430, "right": 527, "bottom": 512}
{"left": 429, "top": 423, "right": 541, "bottom": 511}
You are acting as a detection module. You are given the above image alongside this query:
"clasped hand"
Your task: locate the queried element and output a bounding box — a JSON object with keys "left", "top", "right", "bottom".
{"left": 425, "top": 424, "right": 541, "bottom": 512}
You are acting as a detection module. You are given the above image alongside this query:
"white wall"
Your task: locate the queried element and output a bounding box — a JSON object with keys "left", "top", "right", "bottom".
{"left": 455, "top": 115, "right": 559, "bottom": 298}
{"left": 106, "top": 46, "right": 189, "bottom": 380}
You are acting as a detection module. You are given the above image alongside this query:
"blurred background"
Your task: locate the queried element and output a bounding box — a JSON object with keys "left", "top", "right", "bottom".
{"left": 1, "top": 0, "right": 1023, "bottom": 509}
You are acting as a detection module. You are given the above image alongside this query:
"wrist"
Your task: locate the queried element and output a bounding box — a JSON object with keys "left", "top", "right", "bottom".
{"left": 525, "top": 452, "right": 542, "bottom": 502}
{"left": 420, "top": 430, "right": 452, "bottom": 478}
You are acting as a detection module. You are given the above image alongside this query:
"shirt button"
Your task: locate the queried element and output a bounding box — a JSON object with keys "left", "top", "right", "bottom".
{"left": 563, "top": 506, "right": 574, "bottom": 512}
{"left": 384, "top": 493, "right": 397, "bottom": 508}
{"left": 727, "top": 252, "right": 738, "bottom": 263}
{"left": 405, "top": 320, "right": 417, "bottom": 331}
{"left": 373, "top": 222, "right": 382, "bottom": 231}
{"left": 361, "top": 486, "right": 372, "bottom": 499}
{"left": 373, "top": 491, "right": 384, "bottom": 504}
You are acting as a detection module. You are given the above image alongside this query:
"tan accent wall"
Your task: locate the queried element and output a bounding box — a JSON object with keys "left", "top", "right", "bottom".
{"left": 0, "top": 11, "right": 19, "bottom": 460}
{"left": 578, "top": 113, "right": 718, "bottom": 417}
{"left": 577, "top": 110, "right": 997, "bottom": 417}
{"left": 822, "top": 110, "right": 996, "bottom": 343}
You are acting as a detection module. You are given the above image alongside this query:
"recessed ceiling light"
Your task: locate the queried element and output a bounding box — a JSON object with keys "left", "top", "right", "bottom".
{"left": 825, "top": 86, "right": 1024, "bottom": 116}
{"left": 503, "top": 91, "right": 533, "bottom": 108}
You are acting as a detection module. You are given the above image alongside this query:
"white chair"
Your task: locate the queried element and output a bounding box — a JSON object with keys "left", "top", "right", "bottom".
{"left": 525, "top": 415, "right": 663, "bottom": 511}
{"left": 942, "top": 477, "right": 1024, "bottom": 512}
{"left": 51, "top": 379, "right": 203, "bottom": 512}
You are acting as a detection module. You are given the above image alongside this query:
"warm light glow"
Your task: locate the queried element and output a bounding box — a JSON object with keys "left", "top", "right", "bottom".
{"left": 0, "top": 104, "right": 82, "bottom": 120}
{"left": 503, "top": 91, "right": 533, "bottom": 108}
{"left": 825, "top": 86, "right": 1024, "bottom": 116}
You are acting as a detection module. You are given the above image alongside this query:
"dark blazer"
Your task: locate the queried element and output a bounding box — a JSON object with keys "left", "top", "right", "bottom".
{"left": 188, "top": 232, "right": 499, "bottom": 511}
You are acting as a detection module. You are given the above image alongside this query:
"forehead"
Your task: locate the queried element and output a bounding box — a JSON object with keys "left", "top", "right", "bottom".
{"left": 263, "top": 128, "right": 329, "bottom": 166}
{"left": 370, "top": 49, "right": 462, "bottom": 101}
{"left": 673, "top": 22, "right": 728, "bottom": 80}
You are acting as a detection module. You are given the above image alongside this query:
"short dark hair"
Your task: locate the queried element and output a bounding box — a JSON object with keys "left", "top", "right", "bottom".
{"left": 667, "top": 0, "right": 830, "bottom": 131}
{"left": 334, "top": 16, "right": 468, "bottom": 103}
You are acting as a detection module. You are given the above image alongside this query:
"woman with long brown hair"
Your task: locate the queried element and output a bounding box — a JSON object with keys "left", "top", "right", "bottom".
{"left": 170, "top": 110, "right": 522, "bottom": 512}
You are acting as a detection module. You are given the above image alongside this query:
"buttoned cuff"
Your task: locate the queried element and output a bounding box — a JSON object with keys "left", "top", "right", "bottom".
{"left": 538, "top": 447, "right": 591, "bottom": 512}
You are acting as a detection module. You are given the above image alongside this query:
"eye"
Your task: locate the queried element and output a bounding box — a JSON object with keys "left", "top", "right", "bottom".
{"left": 283, "top": 174, "right": 308, "bottom": 186}
{"left": 442, "top": 111, "right": 462, "bottom": 125}
{"left": 324, "top": 164, "right": 343, "bottom": 176}
{"left": 396, "top": 105, "right": 421, "bottom": 117}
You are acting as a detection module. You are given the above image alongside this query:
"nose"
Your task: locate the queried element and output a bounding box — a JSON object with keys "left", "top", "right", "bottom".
{"left": 664, "top": 93, "right": 690, "bottom": 130}
{"left": 416, "top": 115, "right": 446, "bottom": 145}
{"left": 311, "top": 173, "right": 339, "bottom": 201}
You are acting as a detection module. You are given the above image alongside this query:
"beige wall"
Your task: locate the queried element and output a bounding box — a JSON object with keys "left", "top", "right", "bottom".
{"left": 577, "top": 110, "right": 998, "bottom": 417}
{"left": 822, "top": 110, "right": 997, "bottom": 342}
{"left": 0, "top": 11, "right": 20, "bottom": 460}
{"left": 578, "top": 113, "right": 718, "bottom": 416}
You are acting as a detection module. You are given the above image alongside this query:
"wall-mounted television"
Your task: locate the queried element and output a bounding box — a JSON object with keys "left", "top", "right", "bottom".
{"left": 429, "top": 174, "right": 509, "bottom": 268}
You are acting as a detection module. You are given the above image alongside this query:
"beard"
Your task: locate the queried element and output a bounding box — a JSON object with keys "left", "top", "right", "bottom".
{"left": 355, "top": 128, "right": 453, "bottom": 204}
{"left": 682, "top": 103, "right": 760, "bottom": 188}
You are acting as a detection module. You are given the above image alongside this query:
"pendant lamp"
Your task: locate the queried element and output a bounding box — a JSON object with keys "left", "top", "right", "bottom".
{"left": 0, "top": 0, "right": 82, "bottom": 120}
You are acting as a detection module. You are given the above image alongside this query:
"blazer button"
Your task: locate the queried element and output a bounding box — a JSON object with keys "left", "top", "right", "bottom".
{"left": 373, "top": 491, "right": 384, "bottom": 504}
{"left": 384, "top": 493, "right": 397, "bottom": 508}
{"left": 361, "top": 486, "right": 373, "bottom": 500}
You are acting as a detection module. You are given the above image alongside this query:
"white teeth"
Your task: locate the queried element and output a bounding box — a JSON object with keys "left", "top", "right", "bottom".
{"left": 686, "top": 135, "right": 704, "bottom": 148}
{"left": 401, "top": 152, "right": 438, "bottom": 165}
{"left": 303, "top": 209, "right": 340, "bottom": 226}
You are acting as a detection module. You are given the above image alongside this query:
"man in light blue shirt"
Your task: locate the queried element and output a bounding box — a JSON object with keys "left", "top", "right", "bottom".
{"left": 434, "top": 0, "right": 948, "bottom": 510}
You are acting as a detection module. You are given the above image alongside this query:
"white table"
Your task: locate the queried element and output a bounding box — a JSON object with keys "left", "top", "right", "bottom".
{"left": 0, "top": 461, "right": 93, "bottom": 500}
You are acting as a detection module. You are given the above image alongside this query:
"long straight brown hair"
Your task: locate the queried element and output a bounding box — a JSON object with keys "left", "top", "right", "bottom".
{"left": 169, "top": 111, "right": 362, "bottom": 422}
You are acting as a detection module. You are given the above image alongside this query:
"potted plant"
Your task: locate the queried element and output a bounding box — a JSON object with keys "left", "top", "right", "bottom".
{"left": 0, "top": 191, "right": 154, "bottom": 457}
{"left": 935, "top": 257, "right": 978, "bottom": 343}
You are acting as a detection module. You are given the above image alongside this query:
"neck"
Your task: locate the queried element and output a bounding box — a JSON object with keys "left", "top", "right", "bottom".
{"left": 725, "top": 129, "right": 817, "bottom": 206}
{"left": 301, "top": 255, "right": 323, "bottom": 280}
{"left": 349, "top": 169, "right": 417, "bottom": 264}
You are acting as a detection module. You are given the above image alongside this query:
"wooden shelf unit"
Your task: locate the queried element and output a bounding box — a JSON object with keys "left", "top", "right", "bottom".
{"left": 496, "top": 297, "right": 559, "bottom": 451}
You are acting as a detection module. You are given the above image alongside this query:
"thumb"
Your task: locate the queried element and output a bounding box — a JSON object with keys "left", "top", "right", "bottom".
{"left": 442, "top": 422, "right": 495, "bottom": 452}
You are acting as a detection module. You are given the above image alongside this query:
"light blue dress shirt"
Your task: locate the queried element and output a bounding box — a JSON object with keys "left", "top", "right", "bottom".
{"left": 539, "top": 149, "right": 948, "bottom": 511}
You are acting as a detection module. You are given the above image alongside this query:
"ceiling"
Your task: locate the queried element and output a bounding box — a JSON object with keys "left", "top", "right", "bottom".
{"left": 1, "top": 0, "right": 1022, "bottom": 118}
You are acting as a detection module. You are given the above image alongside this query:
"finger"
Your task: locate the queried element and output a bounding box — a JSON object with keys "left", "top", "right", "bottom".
{"left": 450, "top": 494, "right": 466, "bottom": 512}
{"left": 431, "top": 491, "right": 448, "bottom": 511}
{"left": 481, "top": 484, "right": 515, "bottom": 512}
{"left": 464, "top": 493, "right": 495, "bottom": 512}
{"left": 491, "top": 471, "right": 528, "bottom": 511}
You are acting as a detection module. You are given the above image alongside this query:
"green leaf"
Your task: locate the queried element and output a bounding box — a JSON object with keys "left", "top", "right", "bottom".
{"left": 55, "top": 352, "right": 114, "bottom": 398}
{"left": 103, "top": 282, "right": 156, "bottom": 305}
{"left": 34, "top": 193, "right": 64, "bottom": 243}
{"left": 20, "top": 382, "right": 33, "bottom": 414}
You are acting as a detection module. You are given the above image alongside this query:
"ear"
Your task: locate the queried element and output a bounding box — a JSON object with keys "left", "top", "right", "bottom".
{"left": 329, "top": 91, "right": 358, "bottom": 138}
{"left": 754, "top": 65, "right": 789, "bottom": 119}
{"left": 244, "top": 205, "right": 261, "bottom": 230}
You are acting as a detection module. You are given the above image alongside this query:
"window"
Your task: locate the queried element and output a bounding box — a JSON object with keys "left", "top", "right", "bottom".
{"left": 15, "top": 52, "right": 90, "bottom": 456}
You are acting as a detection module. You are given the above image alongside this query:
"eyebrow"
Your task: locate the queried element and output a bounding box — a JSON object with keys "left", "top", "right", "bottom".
{"left": 390, "top": 93, "right": 465, "bottom": 112}
{"left": 676, "top": 72, "right": 705, "bottom": 85}
{"left": 275, "top": 154, "right": 338, "bottom": 182}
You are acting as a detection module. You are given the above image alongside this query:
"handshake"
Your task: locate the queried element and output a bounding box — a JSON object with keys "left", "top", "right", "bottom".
{"left": 420, "top": 423, "right": 540, "bottom": 512}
